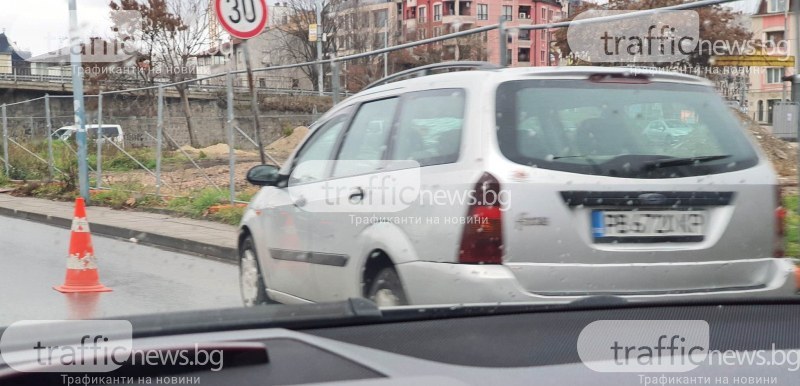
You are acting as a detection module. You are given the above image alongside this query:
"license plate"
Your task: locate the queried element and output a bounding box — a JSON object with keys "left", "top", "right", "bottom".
{"left": 592, "top": 210, "right": 706, "bottom": 238}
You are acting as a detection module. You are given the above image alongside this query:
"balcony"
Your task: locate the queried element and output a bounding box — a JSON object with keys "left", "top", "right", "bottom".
{"left": 516, "top": 14, "right": 533, "bottom": 24}
{"left": 407, "top": 0, "right": 416, "bottom": 7}
{"left": 442, "top": 14, "right": 476, "bottom": 25}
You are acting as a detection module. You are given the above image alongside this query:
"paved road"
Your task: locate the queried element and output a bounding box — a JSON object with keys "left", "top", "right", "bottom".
{"left": 0, "top": 217, "right": 241, "bottom": 326}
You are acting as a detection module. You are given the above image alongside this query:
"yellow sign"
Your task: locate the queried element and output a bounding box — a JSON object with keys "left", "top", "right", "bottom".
{"left": 309, "top": 23, "right": 318, "bottom": 42}
{"left": 712, "top": 55, "right": 795, "bottom": 67}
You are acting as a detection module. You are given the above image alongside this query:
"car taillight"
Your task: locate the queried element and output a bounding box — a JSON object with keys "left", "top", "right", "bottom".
{"left": 775, "top": 185, "right": 786, "bottom": 258}
{"left": 458, "top": 173, "right": 504, "bottom": 264}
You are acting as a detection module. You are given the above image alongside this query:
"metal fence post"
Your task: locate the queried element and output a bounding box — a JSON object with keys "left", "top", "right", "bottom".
{"left": 499, "top": 18, "right": 508, "bottom": 67}
{"left": 96, "top": 92, "right": 103, "bottom": 188}
{"left": 45, "top": 94, "right": 54, "bottom": 180}
{"left": 156, "top": 86, "right": 164, "bottom": 197}
{"left": 332, "top": 58, "right": 340, "bottom": 105}
{"left": 1, "top": 104, "right": 7, "bottom": 177}
{"left": 227, "top": 72, "right": 236, "bottom": 204}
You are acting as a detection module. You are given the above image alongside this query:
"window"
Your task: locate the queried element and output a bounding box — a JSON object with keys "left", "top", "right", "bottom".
{"left": 419, "top": 28, "right": 427, "bottom": 39}
{"left": 419, "top": 7, "right": 426, "bottom": 22}
{"left": 541, "top": 29, "right": 545, "bottom": 39}
{"left": 391, "top": 89, "right": 465, "bottom": 166}
{"left": 495, "top": 80, "right": 759, "bottom": 178}
{"left": 434, "top": 4, "right": 441, "bottom": 21}
{"left": 506, "top": 49, "right": 512, "bottom": 66}
{"left": 541, "top": 7, "right": 546, "bottom": 20}
{"left": 374, "top": 9, "right": 388, "bottom": 28}
{"left": 289, "top": 114, "right": 350, "bottom": 184}
{"left": 540, "top": 50, "right": 545, "bottom": 63}
{"left": 502, "top": 5, "right": 513, "bottom": 20}
{"left": 758, "top": 100, "right": 764, "bottom": 122}
{"left": 768, "top": 0, "right": 787, "bottom": 13}
{"left": 434, "top": 27, "right": 442, "bottom": 37}
{"left": 548, "top": 9, "right": 553, "bottom": 20}
{"left": 477, "top": 4, "right": 488, "bottom": 20}
{"left": 767, "top": 68, "right": 784, "bottom": 84}
{"left": 519, "top": 29, "right": 530, "bottom": 40}
{"left": 333, "top": 98, "right": 398, "bottom": 178}
{"left": 518, "top": 48, "right": 530, "bottom": 62}
{"left": 361, "top": 12, "right": 370, "bottom": 28}
{"left": 765, "top": 31, "right": 785, "bottom": 44}
{"left": 259, "top": 78, "right": 266, "bottom": 88}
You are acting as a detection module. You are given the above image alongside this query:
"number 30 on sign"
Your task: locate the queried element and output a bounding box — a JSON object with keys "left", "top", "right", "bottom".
{"left": 215, "top": 0, "right": 269, "bottom": 40}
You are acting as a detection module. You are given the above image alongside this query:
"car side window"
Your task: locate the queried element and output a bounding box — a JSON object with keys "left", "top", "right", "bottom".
{"left": 390, "top": 89, "right": 465, "bottom": 166}
{"left": 289, "top": 115, "right": 349, "bottom": 185}
{"left": 102, "top": 126, "right": 120, "bottom": 137}
{"left": 332, "top": 98, "right": 398, "bottom": 178}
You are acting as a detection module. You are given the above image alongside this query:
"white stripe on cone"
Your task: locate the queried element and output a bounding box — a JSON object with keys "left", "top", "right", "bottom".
{"left": 71, "top": 217, "right": 91, "bottom": 233}
{"left": 66, "top": 254, "right": 98, "bottom": 270}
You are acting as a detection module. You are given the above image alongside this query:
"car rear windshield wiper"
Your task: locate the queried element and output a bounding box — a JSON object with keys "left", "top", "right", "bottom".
{"left": 643, "top": 155, "right": 731, "bottom": 170}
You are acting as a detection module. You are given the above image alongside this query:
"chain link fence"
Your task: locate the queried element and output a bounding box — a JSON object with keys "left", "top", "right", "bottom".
{"left": 0, "top": 0, "right": 741, "bottom": 207}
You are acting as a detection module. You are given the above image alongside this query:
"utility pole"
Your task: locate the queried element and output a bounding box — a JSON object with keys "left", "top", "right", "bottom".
{"left": 68, "top": 0, "right": 89, "bottom": 202}
{"left": 783, "top": 0, "right": 790, "bottom": 101}
{"left": 316, "top": 0, "right": 324, "bottom": 96}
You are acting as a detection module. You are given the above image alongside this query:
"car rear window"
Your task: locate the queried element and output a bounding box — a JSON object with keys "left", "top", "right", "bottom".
{"left": 495, "top": 79, "right": 759, "bottom": 178}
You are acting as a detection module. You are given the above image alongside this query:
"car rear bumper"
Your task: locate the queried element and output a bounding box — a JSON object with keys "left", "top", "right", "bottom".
{"left": 395, "top": 259, "right": 799, "bottom": 305}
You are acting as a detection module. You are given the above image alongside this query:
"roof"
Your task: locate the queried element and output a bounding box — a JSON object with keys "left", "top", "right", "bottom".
{"left": 0, "top": 33, "right": 31, "bottom": 61}
{"left": 358, "top": 65, "right": 713, "bottom": 96}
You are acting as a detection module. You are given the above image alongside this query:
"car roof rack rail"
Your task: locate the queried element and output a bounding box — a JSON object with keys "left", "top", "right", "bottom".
{"left": 363, "top": 61, "right": 500, "bottom": 91}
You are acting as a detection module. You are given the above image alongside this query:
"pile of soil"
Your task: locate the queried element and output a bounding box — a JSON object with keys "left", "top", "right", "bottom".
{"left": 734, "top": 111, "right": 797, "bottom": 178}
{"left": 179, "top": 143, "right": 256, "bottom": 158}
{"left": 265, "top": 127, "right": 309, "bottom": 160}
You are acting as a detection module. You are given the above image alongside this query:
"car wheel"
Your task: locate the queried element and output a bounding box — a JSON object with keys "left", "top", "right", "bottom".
{"left": 239, "top": 236, "right": 272, "bottom": 306}
{"left": 367, "top": 268, "right": 408, "bottom": 307}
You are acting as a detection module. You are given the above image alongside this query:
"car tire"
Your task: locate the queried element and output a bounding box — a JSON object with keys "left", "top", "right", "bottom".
{"left": 239, "top": 236, "right": 273, "bottom": 306}
{"left": 367, "top": 268, "right": 409, "bottom": 307}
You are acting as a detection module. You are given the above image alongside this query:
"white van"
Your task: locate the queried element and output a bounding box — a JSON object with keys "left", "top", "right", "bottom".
{"left": 52, "top": 124, "right": 125, "bottom": 147}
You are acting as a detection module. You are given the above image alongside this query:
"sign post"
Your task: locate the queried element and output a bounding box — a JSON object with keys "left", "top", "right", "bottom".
{"left": 68, "top": 0, "right": 90, "bottom": 203}
{"left": 214, "top": 0, "right": 269, "bottom": 165}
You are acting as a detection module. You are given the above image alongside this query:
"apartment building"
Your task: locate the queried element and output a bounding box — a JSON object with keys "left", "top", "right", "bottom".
{"left": 748, "top": 0, "right": 796, "bottom": 126}
{"left": 402, "top": 0, "right": 563, "bottom": 66}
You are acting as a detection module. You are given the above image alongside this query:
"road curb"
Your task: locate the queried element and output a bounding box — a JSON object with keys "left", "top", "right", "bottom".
{"left": 0, "top": 206, "right": 238, "bottom": 262}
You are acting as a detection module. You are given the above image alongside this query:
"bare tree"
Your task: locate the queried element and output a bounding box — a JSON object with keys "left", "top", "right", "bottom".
{"left": 109, "top": 0, "right": 209, "bottom": 147}
{"left": 275, "top": 0, "right": 342, "bottom": 91}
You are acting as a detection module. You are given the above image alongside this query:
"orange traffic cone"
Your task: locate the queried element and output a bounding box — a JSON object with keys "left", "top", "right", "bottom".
{"left": 54, "top": 197, "right": 112, "bottom": 293}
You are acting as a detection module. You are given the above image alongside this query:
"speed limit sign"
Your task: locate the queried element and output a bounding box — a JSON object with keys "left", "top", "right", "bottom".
{"left": 215, "top": 0, "right": 269, "bottom": 39}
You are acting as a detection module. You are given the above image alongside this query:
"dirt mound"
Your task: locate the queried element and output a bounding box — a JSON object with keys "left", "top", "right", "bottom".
{"left": 180, "top": 143, "right": 255, "bottom": 158}
{"left": 266, "top": 127, "right": 309, "bottom": 159}
{"left": 734, "top": 111, "right": 796, "bottom": 177}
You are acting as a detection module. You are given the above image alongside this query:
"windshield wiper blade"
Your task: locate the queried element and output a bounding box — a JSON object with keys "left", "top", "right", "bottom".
{"left": 643, "top": 155, "right": 731, "bottom": 170}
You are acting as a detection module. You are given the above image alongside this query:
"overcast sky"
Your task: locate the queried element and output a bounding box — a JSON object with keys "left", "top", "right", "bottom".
{"left": 1, "top": 0, "right": 114, "bottom": 56}
{"left": 0, "top": 0, "right": 764, "bottom": 56}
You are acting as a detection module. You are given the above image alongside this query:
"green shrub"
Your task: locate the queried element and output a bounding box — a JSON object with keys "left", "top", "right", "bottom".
{"left": 212, "top": 206, "right": 245, "bottom": 225}
{"left": 190, "top": 188, "right": 227, "bottom": 215}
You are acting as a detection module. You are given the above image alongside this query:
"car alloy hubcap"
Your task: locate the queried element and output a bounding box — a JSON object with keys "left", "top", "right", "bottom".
{"left": 373, "top": 288, "right": 399, "bottom": 307}
{"left": 240, "top": 249, "right": 260, "bottom": 306}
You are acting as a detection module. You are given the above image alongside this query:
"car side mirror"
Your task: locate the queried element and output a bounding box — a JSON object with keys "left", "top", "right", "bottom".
{"left": 246, "top": 165, "right": 283, "bottom": 186}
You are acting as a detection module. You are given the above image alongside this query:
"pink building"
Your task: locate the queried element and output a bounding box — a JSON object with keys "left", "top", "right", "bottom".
{"left": 748, "top": 0, "right": 796, "bottom": 126}
{"left": 403, "top": 0, "right": 563, "bottom": 66}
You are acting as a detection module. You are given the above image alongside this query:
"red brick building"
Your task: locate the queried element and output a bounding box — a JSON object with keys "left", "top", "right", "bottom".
{"left": 402, "top": 0, "right": 563, "bottom": 66}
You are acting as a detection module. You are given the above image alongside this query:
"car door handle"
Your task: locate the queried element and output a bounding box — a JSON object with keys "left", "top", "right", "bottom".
{"left": 349, "top": 187, "right": 365, "bottom": 203}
